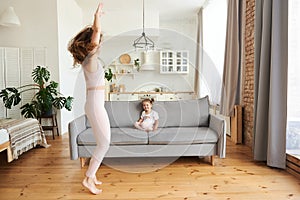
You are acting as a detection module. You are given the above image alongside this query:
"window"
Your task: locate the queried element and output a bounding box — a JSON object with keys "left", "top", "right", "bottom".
{"left": 287, "top": 0, "right": 300, "bottom": 158}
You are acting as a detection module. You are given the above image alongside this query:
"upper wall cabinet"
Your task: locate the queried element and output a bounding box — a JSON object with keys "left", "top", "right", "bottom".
{"left": 160, "top": 50, "right": 189, "bottom": 74}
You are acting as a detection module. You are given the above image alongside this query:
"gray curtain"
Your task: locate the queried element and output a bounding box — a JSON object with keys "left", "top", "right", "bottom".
{"left": 254, "top": 0, "right": 288, "bottom": 169}
{"left": 220, "top": 0, "right": 241, "bottom": 116}
{"left": 195, "top": 8, "right": 203, "bottom": 98}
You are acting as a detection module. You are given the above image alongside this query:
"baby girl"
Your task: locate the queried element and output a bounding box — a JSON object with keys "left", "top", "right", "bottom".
{"left": 134, "top": 98, "right": 159, "bottom": 131}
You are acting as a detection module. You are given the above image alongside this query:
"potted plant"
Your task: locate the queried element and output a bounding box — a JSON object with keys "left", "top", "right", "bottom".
{"left": 0, "top": 66, "right": 74, "bottom": 118}
{"left": 105, "top": 68, "right": 113, "bottom": 82}
{"left": 134, "top": 58, "right": 141, "bottom": 72}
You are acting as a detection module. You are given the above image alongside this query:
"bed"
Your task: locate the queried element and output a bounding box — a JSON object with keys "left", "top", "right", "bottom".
{"left": 0, "top": 118, "right": 49, "bottom": 162}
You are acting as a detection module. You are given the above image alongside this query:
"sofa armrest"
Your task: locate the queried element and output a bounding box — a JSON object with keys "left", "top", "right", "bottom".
{"left": 209, "top": 114, "right": 226, "bottom": 158}
{"left": 68, "top": 115, "right": 87, "bottom": 160}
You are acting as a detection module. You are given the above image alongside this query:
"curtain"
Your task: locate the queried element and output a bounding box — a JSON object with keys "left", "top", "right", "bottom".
{"left": 253, "top": 0, "right": 288, "bottom": 169}
{"left": 219, "top": 0, "right": 241, "bottom": 116}
{"left": 195, "top": 8, "right": 203, "bottom": 98}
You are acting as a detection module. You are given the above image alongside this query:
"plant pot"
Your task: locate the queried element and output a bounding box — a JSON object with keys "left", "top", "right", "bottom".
{"left": 41, "top": 108, "right": 53, "bottom": 117}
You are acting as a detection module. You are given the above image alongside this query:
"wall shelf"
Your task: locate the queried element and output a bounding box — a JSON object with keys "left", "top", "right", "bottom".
{"left": 113, "top": 73, "right": 136, "bottom": 79}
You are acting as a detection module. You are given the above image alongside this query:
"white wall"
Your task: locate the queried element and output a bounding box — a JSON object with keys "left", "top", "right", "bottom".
{"left": 0, "top": 0, "right": 59, "bottom": 80}
{"left": 98, "top": 29, "right": 197, "bottom": 94}
{"left": 160, "top": 16, "right": 198, "bottom": 41}
{"left": 0, "top": 0, "right": 63, "bottom": 133}
{"left": 0, "top": 0, "right": 83, "bottom": 134}
{"left": 80, "top": 0, "right": 159, "bottom": 36}
{"left": 202, "top": 0, "right": 227, "bottom": 104}
{"left": 57, "top": 0, "right": 83, "bottom": 134}
{"left": 0, "top": 0, "right": 201, "bottom": 134}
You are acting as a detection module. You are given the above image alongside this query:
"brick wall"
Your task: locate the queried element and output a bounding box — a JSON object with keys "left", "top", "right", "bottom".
{"left": 242, "top": 0, "right": 255, "bottom": 147}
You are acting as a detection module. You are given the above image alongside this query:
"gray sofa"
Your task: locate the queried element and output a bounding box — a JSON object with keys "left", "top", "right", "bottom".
{"left": 68, "top": 96, "right": 226, "bottom": 167}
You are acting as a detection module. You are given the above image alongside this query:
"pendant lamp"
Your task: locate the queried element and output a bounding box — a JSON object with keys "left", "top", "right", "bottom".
{"left": 133, "top": 0, "right": 154, "bottom": 50}
{"left": 0, "top": 7, "right": 21, "bottom": 27}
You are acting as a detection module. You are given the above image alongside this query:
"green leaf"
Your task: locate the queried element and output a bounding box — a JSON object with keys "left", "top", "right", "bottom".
{"left": 52, "top": 97, "right": 66, "bottom": 109}
{"left": 46, "top": 81, "right": 59, "bottom": 96}
{"left": 1, "top": 65, "right": 74, "bottom": 117}
{"left": 64, "top": 96, "right": 74, "bottom": 111}
{"left": 0, "top": 88, "right": 21, "bottom": 109}
{"left": 21, "top": 101, "right": 40, "bottom": 118}
{"left": 0, "top": 89, "right": 8, "bottom": 99}
{"left": 32, "top": 66, "right": 50, "bottom": 86}
{"left": 35, "top": 88, "right": 53, "bottom": 112}
{"left": 6, "top": 87, "right": 18, "bottom": 93}
{"left": 105, "top": 68, "right": 113, "bottom": 82}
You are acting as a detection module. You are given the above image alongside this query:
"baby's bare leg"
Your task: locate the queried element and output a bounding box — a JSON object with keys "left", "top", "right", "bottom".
{"left": 134, "top": 122, "right": 144, "bottom": 130}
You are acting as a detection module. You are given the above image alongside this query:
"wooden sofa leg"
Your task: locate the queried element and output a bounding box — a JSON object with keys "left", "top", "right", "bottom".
{"left": 7, "top": 145, "right": 13, "bottom": 163}
{"left": 209, "top": 155, "right": 215, "bottom": 166}
{"left": 80, "top": 157, "right": 86, "bottom": 168}
{"left": 202, "top": 156, "right": 215, "bottom": 166}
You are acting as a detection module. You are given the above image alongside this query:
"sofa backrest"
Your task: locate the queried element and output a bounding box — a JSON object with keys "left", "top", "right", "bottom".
{"left": 104, "top": 101, "right": 141, "bottom": 128}
{"left": 101, "top": 96, "right": 209, "bottom": 128}
{"left": 153, "top": 96, "right": 209, "bottom": 127}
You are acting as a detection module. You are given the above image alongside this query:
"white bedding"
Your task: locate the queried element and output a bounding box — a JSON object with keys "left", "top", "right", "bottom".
{"left": 0, "top": 129, "right": 9, "bottom": 144}
{"left": 0, "top": 118, "right": 49, "bottom": 162}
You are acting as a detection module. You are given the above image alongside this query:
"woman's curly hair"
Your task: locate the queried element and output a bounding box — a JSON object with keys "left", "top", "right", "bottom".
{"left": 68, "top": 26, "right": 102, "bottom": 66}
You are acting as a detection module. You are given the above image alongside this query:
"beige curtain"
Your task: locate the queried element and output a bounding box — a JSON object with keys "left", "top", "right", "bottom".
{"left": 253, "top": 0, "right": 288, "bottom": 169}
{"left": 195, "top": 8, "right": 203, "bottom": 98}
{"left": 219, "top": 0, "right": 241, "bottom": 116}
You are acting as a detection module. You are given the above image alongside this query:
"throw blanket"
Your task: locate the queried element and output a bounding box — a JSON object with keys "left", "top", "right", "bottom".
{"left": 0, "top": 118, "right": 49, "bottom": 161}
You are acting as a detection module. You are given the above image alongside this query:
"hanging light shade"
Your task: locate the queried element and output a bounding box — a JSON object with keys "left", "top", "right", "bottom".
{"left": 0, "top": 7, "right": 21, "bottom": 27}
{"left": 133, "top": 0, "right": 154, "bottom": 50}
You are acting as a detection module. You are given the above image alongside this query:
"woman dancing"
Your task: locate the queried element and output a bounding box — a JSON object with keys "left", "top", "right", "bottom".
{"left": 68, "top": 3, "right": 110, "bottom": 195}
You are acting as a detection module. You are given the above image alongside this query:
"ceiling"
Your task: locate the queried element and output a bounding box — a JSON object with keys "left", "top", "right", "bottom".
{"left": 75, "top": 0, "right": 207, "bottom": 20}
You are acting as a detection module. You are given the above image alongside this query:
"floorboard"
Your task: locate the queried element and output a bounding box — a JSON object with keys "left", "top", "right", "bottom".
{"left": 0, "top": 135, "right": 299, "bottom": 200}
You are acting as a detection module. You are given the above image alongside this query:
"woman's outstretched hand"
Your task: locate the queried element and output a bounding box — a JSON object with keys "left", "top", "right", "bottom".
{"left": 91, "top": 2, "right": 103, "bottom": 45}
{"left": 95, "top": 3, "right": 104, "bottom": 17}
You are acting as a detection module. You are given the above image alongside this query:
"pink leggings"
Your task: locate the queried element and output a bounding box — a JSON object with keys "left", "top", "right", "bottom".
{"left": 84, "top": 90, "right": 111, "bottom": 178}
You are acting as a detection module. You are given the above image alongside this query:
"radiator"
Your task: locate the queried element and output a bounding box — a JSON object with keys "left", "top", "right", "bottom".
{"left": 210, "top": 105, "right": 242, "bottom": 144}
{"left": 230, "top": 105, "right": 243, "bottom": 144}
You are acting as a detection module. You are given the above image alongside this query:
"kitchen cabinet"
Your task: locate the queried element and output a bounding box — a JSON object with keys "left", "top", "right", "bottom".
{"left": 156, "top": 93, "right": 176, "bottom": 101}
{"left": 109, "top": 92, "right": 195, "bottom": 101}
{"left": 109, "top": 93, "right": 138, "bottom": 101}
{"left": 160, "top": 50, "right": 189, "bottom": 74}
{"left": 175, "top": 92, "right": 196, "bottom": 100}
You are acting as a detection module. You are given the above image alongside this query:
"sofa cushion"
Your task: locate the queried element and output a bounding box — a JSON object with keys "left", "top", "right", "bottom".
{"left": 148, "top": 127, "right": 218, "bottom": 145}
{"left": 77, "top": 128, "right": 96, "bottom": 145}
{"left": 105, "top": 101, "right": 141, "bottom": 128}
{"left": 163, "top": 96, "right": 209, "bottom": 127}
{"left": 77, "top": 127, "right": 148, "bottom": 146}
{"left": 110, "top": 127, "right": 148, "bottom": 145}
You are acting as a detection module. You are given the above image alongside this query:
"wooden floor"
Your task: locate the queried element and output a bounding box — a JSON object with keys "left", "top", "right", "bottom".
{"left": 0, "top": 135, "right": 299, "bottom": 200}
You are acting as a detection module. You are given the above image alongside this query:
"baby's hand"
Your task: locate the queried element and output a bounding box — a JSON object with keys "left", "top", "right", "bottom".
{"left": 145, "top": 127, "right": 153, "bottom": 132}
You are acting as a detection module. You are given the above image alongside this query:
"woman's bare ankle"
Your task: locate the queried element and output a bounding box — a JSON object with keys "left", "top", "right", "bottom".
{"left": 93, "top": 177, "right": 102, "bottom": 185}
{"left": 82, "top": 177, "right": 102, "bottom": 195}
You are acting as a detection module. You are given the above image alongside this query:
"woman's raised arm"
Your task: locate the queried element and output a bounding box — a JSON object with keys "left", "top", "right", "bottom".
{"left": 91, "top": 3, "right": 103, "bottom": 46}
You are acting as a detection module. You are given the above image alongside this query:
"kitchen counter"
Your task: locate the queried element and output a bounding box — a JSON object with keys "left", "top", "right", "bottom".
{"left": 108, "top": 91, "right": 196, "bottom": 101}
{"left": 109, "top": 91, "right": 195, "bottom": 94}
